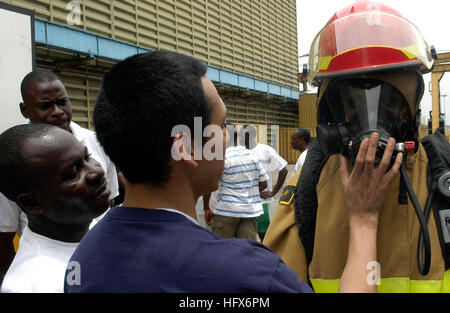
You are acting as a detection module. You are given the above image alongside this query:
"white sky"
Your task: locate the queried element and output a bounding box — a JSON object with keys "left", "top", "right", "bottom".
{"left": 296, "top": 0, "right": 450, "bottom": 126}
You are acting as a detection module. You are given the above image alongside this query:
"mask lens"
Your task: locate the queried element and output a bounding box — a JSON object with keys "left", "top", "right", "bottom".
{"left": 324, "top": 78, "right": 410, "bottom": 141}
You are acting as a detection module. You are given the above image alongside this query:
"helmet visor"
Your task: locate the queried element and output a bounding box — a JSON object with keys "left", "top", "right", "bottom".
{"left": 323, "top": 78, "right": 411, "bottom": 140}
{"left": 308, "top": 11, "right": 433, "bottom": 83}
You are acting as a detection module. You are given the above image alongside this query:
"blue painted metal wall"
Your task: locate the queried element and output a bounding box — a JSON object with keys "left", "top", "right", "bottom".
{"left": 34, "top": 18, "right": 300, "bottom": 100}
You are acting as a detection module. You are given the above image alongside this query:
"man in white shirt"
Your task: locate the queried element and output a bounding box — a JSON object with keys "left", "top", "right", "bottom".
{"left": 0, "top": 70, "right": 119, "bottom": 282}
{"left": 0, "top": 124, "right": 111, "bottom": 292}
{"left": 241, "top": 125, "right": 288, "bottom": 242}
{"left": 291, "top": 128, "right": 311, "bottom": 174}
{"left": 204, "top": 128, "right": 269, "bottom": 240}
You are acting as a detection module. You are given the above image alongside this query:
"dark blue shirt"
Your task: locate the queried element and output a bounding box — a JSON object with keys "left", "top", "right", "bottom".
{"left": 65, "top": 206, "right": 312, "bottom": 293}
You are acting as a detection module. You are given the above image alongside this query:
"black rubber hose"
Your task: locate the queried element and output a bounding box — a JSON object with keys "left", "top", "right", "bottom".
{"left": 418, "top": 191, "right": 434, "bottom": 275}
{"left": 400, "top": 161, "right": 431, "bottom": 275}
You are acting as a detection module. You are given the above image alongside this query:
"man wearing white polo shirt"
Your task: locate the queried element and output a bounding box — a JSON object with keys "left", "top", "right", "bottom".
{"left": 291, "top": 128, "right": 311, "bottom": 175}
{"left": 204, "top": 128, "right": 269, "bottom": 240}
{"left": 241, "top": 125, "right": 288, "bottom": 242}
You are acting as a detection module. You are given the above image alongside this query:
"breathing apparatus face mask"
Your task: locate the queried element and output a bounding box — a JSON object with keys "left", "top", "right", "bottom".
{"left": 317, "top": 78, "right": 412, "bottom": 165}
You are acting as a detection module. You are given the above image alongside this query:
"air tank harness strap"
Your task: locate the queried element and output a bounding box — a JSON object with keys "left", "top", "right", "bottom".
{"left": 422, "top": 131, "right": 450, "bottom": 270}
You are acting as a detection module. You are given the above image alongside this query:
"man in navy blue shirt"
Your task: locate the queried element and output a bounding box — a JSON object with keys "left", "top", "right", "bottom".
{"left": 65, "top": 50, "right": 402, "bottom": 293}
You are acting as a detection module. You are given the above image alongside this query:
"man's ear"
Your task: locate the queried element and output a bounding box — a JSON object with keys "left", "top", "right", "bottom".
{"left": 19, "top": 102, "right": 29, "bottom": 119}
{"left": 117, "top": 172, "right": 126, "bottom": 189}
{"left": 16, "top": 193, "right": 45, "bottom": 216}
{"left": 171, "top": 132, "right": 198, "bottom": 168}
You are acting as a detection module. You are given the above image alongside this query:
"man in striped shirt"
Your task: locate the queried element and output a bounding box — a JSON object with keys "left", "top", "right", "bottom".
{"left": 204, "top": 130, "right": 269, "bottom": 240}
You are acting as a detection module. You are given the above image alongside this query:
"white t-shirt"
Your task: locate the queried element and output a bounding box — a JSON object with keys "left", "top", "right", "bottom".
{"left": 0, "top": 121, "right": 119, "bottom": 235}
{"left": 215, "top": 146, "right": 269, "bottom": 218}
{"left": 250, "top": 143, "right": 288, "bottom": 204}
{"left": 0, "top": 226, "right": 79, "bottom": 293}
{"left": 293, "top": 149, "right": 308, "bottom": 175}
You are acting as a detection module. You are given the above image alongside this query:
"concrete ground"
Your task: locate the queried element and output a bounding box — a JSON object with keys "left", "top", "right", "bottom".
{"left": 195, "top": 164, "right": 296, "bottom": 240}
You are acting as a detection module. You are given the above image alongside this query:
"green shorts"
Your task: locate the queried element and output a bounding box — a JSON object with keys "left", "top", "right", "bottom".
{"left": 256, "top": 203, "right": 270, "bottom": 233}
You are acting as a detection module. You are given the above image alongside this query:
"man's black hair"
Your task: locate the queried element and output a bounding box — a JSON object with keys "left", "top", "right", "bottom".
{"left": 94, "top": 50, "right": 211, "bottom": 187}
{"left": 21, "top": 70, "right": 60, "bottom": 102}
{"left": 296, "top": 128, "right": 311, "bottom": 143}
{"left": 225, "top": 124, "right": 238, "bottom": 146}
{"left": 239, "top": 124, "right": 257, "bottom": 148}
{"left": 0, "top": 123, "right": 55, "bottom": 203}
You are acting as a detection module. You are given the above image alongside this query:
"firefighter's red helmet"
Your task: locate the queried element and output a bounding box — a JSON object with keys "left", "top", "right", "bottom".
{"left": 308, "top": 1, "right": 434, "bottom": 85}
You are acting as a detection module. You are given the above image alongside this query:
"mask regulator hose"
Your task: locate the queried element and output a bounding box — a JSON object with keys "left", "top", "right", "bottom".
{"left": 397, "top": 142, "right": 431, "bottom": 275}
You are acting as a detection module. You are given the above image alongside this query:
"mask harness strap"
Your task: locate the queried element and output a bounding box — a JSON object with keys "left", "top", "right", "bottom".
{"left": 398, "top": 142, "right": 431, "bottom": 275}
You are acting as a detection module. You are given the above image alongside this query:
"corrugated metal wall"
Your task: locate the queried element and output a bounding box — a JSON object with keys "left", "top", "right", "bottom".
{"left": 278, "top": 127, "right": 300, "bottom": 164}
{"left": 58, "top": 70, "right": 102, "bottom": 130}
{"left": 224, "top": 100, "right": 298, "bottom": 128}
{"left": 6, "top": 0, "right": 301, "bottom": 133}
{"left": 3, "top": 0, "right": 298, "bottom": 89}
{"left": 298, "top": 93, "right": 317, "bottom": 137}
